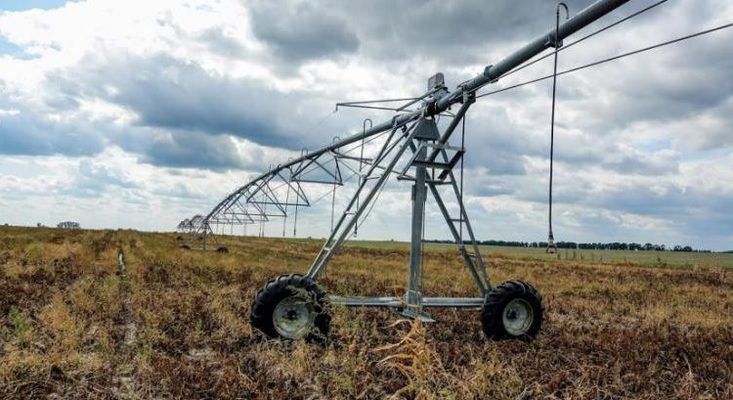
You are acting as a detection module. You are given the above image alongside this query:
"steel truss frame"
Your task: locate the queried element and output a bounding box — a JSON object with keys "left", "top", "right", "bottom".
{"left": 193, "top": 125, "right": 404, "bottom": 242}
{"left": 304, "top": 96, "right": 490, "bottom": 319}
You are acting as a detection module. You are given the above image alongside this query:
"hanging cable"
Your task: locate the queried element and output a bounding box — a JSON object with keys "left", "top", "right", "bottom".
{"left": 476, "top": 21, "right": 733, "bottom": 99}
{"left": 546, "top": 3, "right": 568, "bottom": 254}
{"left": 292, "top": 201, "right": 298, "bottom": 237}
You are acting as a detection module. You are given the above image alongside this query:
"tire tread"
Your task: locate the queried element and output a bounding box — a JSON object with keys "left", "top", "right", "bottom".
{"left": 250, "top": 273, "right": 330, "bottom": 342}
{"left": 481, "top": 280, "right": 543, "bottom": 341}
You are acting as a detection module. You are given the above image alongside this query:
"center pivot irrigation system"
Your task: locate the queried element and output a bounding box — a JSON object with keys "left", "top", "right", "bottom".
{"left": 177, "top": 0, "right": 726, "bottom": 341}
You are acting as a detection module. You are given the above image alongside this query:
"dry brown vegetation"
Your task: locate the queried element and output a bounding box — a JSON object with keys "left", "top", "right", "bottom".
{"left": 1, "top": 225, "right": 732, "bottom": 399}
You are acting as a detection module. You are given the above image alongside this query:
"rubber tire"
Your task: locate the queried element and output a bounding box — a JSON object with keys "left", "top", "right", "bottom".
{"left": 249, "top": 274, "right": 330, "bottom": 342}
{"left": 481, "top": 280, "right": 543, "bottom": 341}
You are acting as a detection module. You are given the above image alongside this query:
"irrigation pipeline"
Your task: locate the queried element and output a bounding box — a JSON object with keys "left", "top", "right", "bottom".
{"left": 476, "top": 21, "right": 733, "bottom": 99}
{"left": 499, "top": 0, "right": 669, "bottom": 81}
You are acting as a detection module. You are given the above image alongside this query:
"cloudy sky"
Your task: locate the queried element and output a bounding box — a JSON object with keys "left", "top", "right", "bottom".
{"left": 0, "top": 0, "right": 732, "bottom": 250}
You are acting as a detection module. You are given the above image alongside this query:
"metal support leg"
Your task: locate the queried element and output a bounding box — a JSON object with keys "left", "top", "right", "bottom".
{"left": 402, "top": 138, "right": 431, "bottom": 320}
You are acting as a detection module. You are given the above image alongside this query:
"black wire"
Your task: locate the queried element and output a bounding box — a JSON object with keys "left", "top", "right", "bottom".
{"left": 477, "top": 22, "right": 733, "bottom": 99}
{"left": 547, "top": 4, "right": 566, "bottom": 253}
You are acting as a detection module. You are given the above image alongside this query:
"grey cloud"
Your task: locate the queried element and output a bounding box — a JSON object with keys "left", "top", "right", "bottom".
{"left": 145, "top": 134, "right": 243, "bottom": 170}
{"left": 150, "top": 181, "right": 210, "bottom": 200}
{"left": 0, "top": 107, "right": 105, "bottom": 157}
{"left": 457, "top": 101, "right": 680, "bottom": 179}
{"left": 115, "top": 129, "right": 247, "bottom": 171}
{"left": 453, "top": 104, "right": 539, "bottom": 175}
{"left": 582, "top": 183, "right": 733, "bottom": 249}
{"left": 198, "top": 28, "right": 247, "bottom": 58}
{"left": 548, "top": 6, "right": 733, "bottom": 148}
{"left": 602, "top": 148, "right": 679, "bottom": 176}
{"left": 78, "top": 160, "right": 138, "bottom": 189}
{"left": 156, "top": 15, "right": 248, "bottom": 59}
{"left": 47, "top": 53, "right": 345, "bottom": 150}
{"left": 587, "top": 183, "right": 733, "bottom": 218}
{"left": 65, "top": 159, "right": 141, "bottom": 198}
{"left": 318, "top": 0, "right": 586, "bottom": 66}
{"left": 247, "top": 0, "right": 359, "bottom": 62}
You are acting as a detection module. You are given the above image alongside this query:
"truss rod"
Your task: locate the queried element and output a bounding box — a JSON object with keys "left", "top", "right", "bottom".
{"left": 335, "top": 104, "right": 416, "bottom": 112}
{"left": 336, "top": 97, "right": 419, "bottom": 106}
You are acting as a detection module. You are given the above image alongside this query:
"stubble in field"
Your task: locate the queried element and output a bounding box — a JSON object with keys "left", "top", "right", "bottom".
{"left": 1, "top": 227, "right": 731, "bottom": 399}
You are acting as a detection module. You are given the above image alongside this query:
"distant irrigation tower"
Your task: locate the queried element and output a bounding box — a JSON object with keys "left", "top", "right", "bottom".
{"left": 176, "top": 215, "right": 204, "bottom": 234}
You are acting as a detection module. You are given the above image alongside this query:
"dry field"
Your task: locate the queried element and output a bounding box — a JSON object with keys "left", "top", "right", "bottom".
{"left": 1, "top": 226, "right": 732, "bottom": 399}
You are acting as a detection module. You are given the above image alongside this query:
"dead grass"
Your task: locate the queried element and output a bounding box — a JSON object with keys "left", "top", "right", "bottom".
{"left": 1, "top": 226, "right": 732, "bottom": 399}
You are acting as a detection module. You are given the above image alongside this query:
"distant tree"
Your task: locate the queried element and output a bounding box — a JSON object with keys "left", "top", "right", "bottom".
{"left": 57, "top": 221, "right": 80, "bottom": 229}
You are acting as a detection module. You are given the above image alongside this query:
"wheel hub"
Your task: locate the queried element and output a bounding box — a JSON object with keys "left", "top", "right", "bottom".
{"left": 502, "top": 298, "right": 533, "bottom": 336}
{"left": 272, "top": 296, "right": 315, "bottom": 339}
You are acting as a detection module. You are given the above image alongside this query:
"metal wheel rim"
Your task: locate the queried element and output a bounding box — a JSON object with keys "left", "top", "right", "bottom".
{"left": 502, "top": 298, "right": 534, "bottom": 336}
{"left": 272, "top": 296, "right": 315, "bottom": 339}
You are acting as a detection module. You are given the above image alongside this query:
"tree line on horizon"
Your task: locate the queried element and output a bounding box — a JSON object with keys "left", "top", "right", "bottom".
{"left": 424, "top": 239, "right": 711, "bottom": 253}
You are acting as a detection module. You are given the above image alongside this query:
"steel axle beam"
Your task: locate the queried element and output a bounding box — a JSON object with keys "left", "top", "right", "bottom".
{"left": 329, "top": 296, "right": 485, "bottom": 308}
